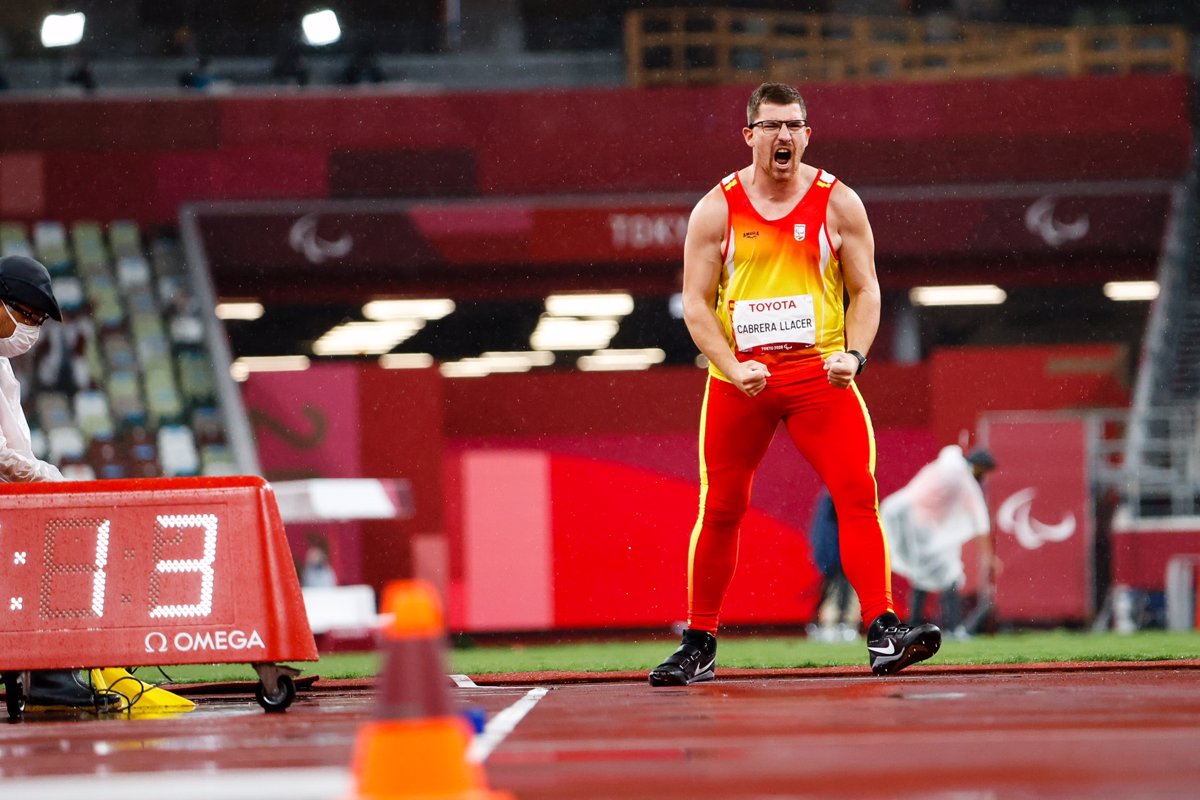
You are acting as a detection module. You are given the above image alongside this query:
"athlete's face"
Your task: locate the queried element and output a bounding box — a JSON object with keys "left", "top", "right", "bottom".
{"left": 743, "top": 101, "right": 810, "bottom": 180}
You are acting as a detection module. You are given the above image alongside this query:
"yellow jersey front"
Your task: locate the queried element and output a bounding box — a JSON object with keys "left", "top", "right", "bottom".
{"left": 711, "top": 168, "right": 845, "bottom": 385}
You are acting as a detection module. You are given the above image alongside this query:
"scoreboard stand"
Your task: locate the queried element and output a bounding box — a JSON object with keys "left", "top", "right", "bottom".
{"left": 0, "top": 476, "right": 319, "bottom": 720}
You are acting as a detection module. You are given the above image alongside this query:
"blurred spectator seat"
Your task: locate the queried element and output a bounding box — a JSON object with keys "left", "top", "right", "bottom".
{"left": 86, "top": 437, "right": 128, "bottom": 480}
{"left": 200, "top": 443, "right": 237, "bottom": 475}
{"left": 158, "top": 424, "right": 200, "bottom": 476}
{"left": 35, "top": 392, "right": 75, "bottom": 432}
{"left": 107, "top": 370, "right": 148, "bottom": 427}
{"left": 60, "top": 463, "right": 97, "bottom": 481}
{"left": 108, "top": 221, "right": 143, "bottom": 261}
{"left": 0, "top": 222, "right": 33, "bottom": 258}
{"left": 144, "top": 365, "right": 184, "bottom": 425}
{"left": 178, "top": 349, "right": 217, "bottom": 404}
{"left": 33, "top": 221, "right": 71, "bottom": 273}
{"left": 48, "top": 426, "right": 86, "bottom": 464}
{"left": 74, "top": 389, "right": 115, "bottom": 442}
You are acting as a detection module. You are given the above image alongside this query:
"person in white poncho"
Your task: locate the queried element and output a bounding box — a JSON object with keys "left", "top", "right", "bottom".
{"left": 880, "top": 444, "right": 998, "bottom": 637}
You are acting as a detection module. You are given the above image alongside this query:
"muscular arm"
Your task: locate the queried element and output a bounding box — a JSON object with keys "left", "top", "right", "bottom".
{"left": 824, "top": 183, "right": 881, "bottom": 389}
{"left": 682, "top": 186, "right": 769, "bottom": 396}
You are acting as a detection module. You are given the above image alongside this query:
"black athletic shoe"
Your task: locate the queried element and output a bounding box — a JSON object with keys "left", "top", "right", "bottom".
{"left": 25, "top": 670, "right": 124, "bottom": 712}
{"left": 866, "top": 612, "right": 941, "bottom": 675}
{"left": 648, "top": 629, "right": 717, "bottom": 686}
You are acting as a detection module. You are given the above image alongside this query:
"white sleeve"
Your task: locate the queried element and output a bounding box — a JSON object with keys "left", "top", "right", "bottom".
{"left": 0, "top": 428, "right": 64, "bottom": 483}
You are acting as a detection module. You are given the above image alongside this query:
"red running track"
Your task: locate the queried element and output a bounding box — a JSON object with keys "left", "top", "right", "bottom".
{"left": 0, "top": 664, "right": 1198, "bottom": 799}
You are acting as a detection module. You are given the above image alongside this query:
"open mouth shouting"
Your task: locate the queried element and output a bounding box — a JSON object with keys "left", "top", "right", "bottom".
{"left": 773, "top": 147, "right": 793, "bottom": 169}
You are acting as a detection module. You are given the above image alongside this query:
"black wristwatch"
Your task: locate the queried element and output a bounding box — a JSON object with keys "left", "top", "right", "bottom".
{"left": 847, "top": 349, "right": 867, "bottom": 376}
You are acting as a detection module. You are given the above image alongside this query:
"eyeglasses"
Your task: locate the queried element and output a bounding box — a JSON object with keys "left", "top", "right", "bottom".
{"left": 749, "top": 119, "right": 807, "bottom": 133}
{"left": 6, "top": 301, "right": 48, "bottom": 326}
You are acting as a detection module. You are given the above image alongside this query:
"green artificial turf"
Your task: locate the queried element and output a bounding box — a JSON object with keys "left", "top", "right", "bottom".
{"left": 154, "top": 629, "right": 1200, "bottom": 685}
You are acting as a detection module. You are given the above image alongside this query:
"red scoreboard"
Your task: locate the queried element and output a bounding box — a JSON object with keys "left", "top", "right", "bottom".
{"left": 0, "top": 476, "right": 318, "bottom": 715}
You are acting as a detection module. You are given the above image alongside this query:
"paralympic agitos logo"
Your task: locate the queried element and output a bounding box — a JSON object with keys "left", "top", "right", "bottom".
{"left": 996, "top": 487, "right": 1076, "bottom": 550}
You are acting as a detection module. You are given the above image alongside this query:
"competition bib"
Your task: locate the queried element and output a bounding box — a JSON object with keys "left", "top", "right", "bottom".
{"left": 731, "top": 294, "right": 816, "bottom": 353}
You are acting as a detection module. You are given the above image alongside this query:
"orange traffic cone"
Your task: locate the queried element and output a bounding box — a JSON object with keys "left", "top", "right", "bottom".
{"left": 347, "top": 580, "right": 513, "bottom": 800}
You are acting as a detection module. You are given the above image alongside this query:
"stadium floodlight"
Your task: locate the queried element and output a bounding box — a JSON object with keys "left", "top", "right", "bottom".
{"left": 230, "top": 355, "right": 311, "bottom": 382}
{"left": 530, "top": 316, "right": 619, "bottom": 351}
{"left": 577, "top": 348, "right": 666, "bottom": 372}
{"left": 378, "top": 353, "right": 435, "bottom": 370}
{"left": 1103, "top": 280, "right": 1159, "bottom": 302}
{"left": 301, "top": 9, "right": 342, "bottom": 47}
{"left": 215, "top": 301, "right": 265, "bottom": 321}
{"left": 363, "top": 298, "right": 455, "bottom": 321}
{"left": 437, "top": 351, "right": 554, "bottom": 379}
{"left": 41, "top": 12, "right": 86, "bottom": 48}
{"left": 313, "top": 320, "right": 424, "bottom": 356}
{"left": 544, "top": 293, "right": 634, "bottom": 318}
{"left": 909, "top": 284, "right": 1007, "bottom": 307}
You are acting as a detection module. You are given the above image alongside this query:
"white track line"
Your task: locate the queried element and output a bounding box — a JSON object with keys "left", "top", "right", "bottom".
{"left": 467, "top": 687, "right": 549, "bottom": 763}
{"left": 0, "top": 768, "right": 351, "bottom": 800}
{"left": 450, "top": 673, "right": 479, "bottom": 687}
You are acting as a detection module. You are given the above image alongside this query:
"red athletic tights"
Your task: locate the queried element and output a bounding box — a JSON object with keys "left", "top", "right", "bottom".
{"left": 686, "top": 369, "right": 893, "bottom": 633}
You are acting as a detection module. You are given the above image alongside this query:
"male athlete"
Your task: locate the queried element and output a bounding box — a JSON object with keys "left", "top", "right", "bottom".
{"left": 649, "top": 83, "right": 940, "bottom": 685}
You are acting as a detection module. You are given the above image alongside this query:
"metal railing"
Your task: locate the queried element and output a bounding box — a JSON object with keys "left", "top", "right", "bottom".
{"left": 625, "top": 9, "right": 1190, "bottom": 87}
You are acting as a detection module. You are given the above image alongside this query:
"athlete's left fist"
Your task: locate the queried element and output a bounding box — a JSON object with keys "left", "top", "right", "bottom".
{"left": 823, "top": 352, "right": 857, "bottom": 389}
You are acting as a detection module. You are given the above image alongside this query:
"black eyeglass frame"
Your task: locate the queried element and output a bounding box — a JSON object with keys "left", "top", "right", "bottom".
{"left": 0, "top": 276, "right": 51, "bottom": 325}
{"left": 2, "top": 298, "right": 49, "bottom": 326}
{"left": 748, "top": 119, "right": 808, "bottom": 132}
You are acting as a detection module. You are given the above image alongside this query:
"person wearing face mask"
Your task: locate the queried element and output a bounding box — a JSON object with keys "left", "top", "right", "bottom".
{"left": 0, "top": 255, "right": 115, "bottom": 710}
{"left": 0, "top": 255, "right": 65, "bottom": 482}
{"left": 4, "top": 256, "right": 196, "bottom": 716}
{"left": 0, "top": 255, "right": 127, "bottom": 712}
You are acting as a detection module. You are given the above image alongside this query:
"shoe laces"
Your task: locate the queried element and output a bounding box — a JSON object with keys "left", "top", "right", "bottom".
{"left": 872, "top": 622, "right": 911, "bottom": 641}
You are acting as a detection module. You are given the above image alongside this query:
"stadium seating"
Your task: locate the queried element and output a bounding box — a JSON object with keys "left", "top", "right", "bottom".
{"left": 0, "top": 219, "right": 233, "bottom": 480}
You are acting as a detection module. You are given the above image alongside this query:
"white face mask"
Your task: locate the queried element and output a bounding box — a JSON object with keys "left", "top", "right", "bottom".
{"left": 0, "top": 302, "right": 41, "bottom": 358}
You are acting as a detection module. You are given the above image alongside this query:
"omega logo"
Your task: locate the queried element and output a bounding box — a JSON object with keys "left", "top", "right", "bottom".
{"left": 145, "top": 629, "right": 265, "bottom": 653}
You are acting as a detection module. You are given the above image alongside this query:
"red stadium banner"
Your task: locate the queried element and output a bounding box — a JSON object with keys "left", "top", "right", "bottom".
{"left": 982, "top": 414, "right": 1093, "bottom": 623}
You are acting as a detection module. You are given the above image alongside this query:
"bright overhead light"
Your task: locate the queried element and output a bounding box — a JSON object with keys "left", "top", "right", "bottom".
{"left": 439, "top": 361, "right": 491, "bottom": 378}
{"left": 481, "top": 350, "right": 556, "bottom": 367}
{"left": 41, "top": 13, "right": 86, "bottom": 48}
{"left": 378, "top": 353, "right": 435, "bottom": 370}
{"left": 530, "top": 316, "right": 619, "bottom": 351}
{"left": 1103, "top": 280, "right": 1159, "bottom": 301}
{"left": 301, "top": 9, "right": 341, "bottom": 46}
{"left": 313, "top": 320, "right": 424, "bottom": 356}
{"left": 230, "top": 355, "right": 311, "bottom": 382}
{"left": 909, "top": 284, "right": 1007, "bottom": 306}
{"left": 545, "top": 293, "right": 634, "bottom": 318}
{"left": 577, "top": 348, "right": 666, "bottom": 372}
{"left": 215, "top": 301, "right": 264, "bottom": 321}
{"left": 438, "top": 351, "right": 555, "bottom": 378}
{"left": 363, "top": 298, "right": 456, "bottom": 321}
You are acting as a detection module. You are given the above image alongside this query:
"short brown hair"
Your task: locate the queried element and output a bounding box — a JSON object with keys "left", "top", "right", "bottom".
{"left": 746, "top": 82, "right": 807, "bottom": 125}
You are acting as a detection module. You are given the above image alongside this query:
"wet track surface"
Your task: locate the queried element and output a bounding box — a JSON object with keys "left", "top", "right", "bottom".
{"left": 1, "top": 667, "right": 1198, "bottom": 799}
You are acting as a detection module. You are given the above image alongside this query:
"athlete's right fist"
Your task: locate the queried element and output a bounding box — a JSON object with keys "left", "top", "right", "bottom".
{"left": 731, "top": 360, "right": 770, "bottom": 397}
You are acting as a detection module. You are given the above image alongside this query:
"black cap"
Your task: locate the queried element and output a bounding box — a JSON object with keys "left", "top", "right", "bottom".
{"left": 966, "top": 447, "right": 997, "bottom": 470}
{"left": 0, "top": 255, "right": 62, "bottom": 322}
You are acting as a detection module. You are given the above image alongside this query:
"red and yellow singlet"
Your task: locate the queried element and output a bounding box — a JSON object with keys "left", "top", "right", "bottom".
{"left": 712, "top": 169, "right": 843, "bottom": 385}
